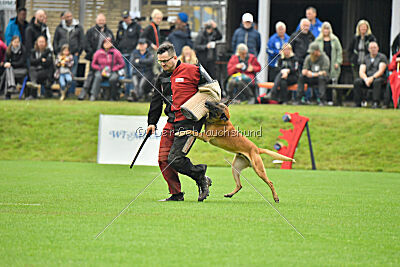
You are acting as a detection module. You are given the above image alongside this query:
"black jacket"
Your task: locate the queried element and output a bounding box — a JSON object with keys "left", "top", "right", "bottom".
{"left": 140, "top": 22, "right": 160, "bottom": 47}
{"left": 5, "top": 45, "right": 27, "bottom": 69}
{"left": 25, "top": 17, "right": 48, "bottom": 55}
{"left": 277, "top": 56, "right": 298, "bottom": 78}
{"left": 116, "top": 20, "right": 141, "bottom": 54}
{"left": 289, "top": 30, "right": 315, "bottom": 65}
{"left": 194, "top": 27, "right": 222, "bottom": 65}
{"left": 84, "top": 24, "right": 114, "bottom": 61}
{"left": 130, "top": 48, "right": 154, "bottom": 77}
{"left": 348, "top": 34, "right": 377, "bottom": 65}
{"left": 53, "top": 19, "right": 85, "bottom": 55}
{"left": 30, "top": 48, "right": 54, "bottom": 70}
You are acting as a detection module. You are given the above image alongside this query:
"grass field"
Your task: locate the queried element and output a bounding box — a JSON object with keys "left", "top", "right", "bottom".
{"left": 1, "top": 160, "right": 399, "bottom": 266}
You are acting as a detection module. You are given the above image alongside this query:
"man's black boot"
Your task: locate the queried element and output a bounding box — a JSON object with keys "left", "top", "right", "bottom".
{"left": 158, "top": 192, "right": 185, "bottom": 202}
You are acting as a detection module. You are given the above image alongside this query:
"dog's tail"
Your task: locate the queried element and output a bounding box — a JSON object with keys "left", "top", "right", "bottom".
{"left": 259, "top": 148, "right": 296, "bottom": 163}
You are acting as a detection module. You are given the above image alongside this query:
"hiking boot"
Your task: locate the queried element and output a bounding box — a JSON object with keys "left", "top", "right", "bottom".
{"left": 60, "top": 90, "right": 67, "bottom": 101}
{"left": 158, "top": 192, "right": 185, "bottom": 202}
{"left": 196, "top": 164, "right": 210, "bottom": 202}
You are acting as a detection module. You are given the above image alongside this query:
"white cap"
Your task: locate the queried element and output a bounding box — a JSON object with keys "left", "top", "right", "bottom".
{"left": 242, "top": 13, "right": 253, "bottom": 22}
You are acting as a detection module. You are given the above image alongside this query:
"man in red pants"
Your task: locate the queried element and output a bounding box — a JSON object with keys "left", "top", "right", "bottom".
{"left": 146, "top": 42, "right": 211, "bottom": 202}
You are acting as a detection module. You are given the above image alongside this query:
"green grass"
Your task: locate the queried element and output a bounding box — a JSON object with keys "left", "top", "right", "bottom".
{"left": 0, "top": 160, "right": 398, "bottom": 266}
{"left": 1, "top": 100, "right": 400, "bottom": 172}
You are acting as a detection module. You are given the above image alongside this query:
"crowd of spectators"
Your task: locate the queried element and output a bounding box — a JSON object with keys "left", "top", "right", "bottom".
{"left": 0, "top": 6, "right": 399, "bottom": 108}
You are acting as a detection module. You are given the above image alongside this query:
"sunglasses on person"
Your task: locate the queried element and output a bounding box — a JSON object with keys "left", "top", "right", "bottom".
{"left": 158, "top": 56, "right": 174, "bottom": 65}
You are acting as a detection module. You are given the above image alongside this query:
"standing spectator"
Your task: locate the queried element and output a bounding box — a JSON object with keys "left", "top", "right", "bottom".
{"left": 294, "top": 42, "right": 330, "bottom": 105}
{"left": 130, "top": 38, "right": 154, "bottom": 102}
{"left": 3, "top": 36, "right": 27, "bottom": 99}
{"left": 116, "top": 10, "right": 142, "bottom": 99}
{"left": 54, "top": 44, "right": 74, "bottom": 101}
{"left": 90, "top": 37, "right": 124, "bottom": 101}
{"left": 178, "top": 45, "right": 198, "bottom": 65}
{"left": 79, "top": 13, "right": 114, "bottom": 100}
{"left": 267, "top": 21, "right": 290, "bottom": 81}
{"left": 5, "top": 7, "right": 28, "bottom": 46}
{"left": 167, "top": 12, "right": 192, "bottom": 56}
{"left": 140, "top": 9, "right": 163, "bottom": 75}
{"left": 25, "top": 10, "right": 48, "bottom": 57}
{"left": 232, "top": 13, "right": 261, "bottom": 57}
{"left": 353, "top": 41, "right": 387, "bottom": 108}
{"left": 270, "top": 43, "right": 298, "bottom": 104}
{"left": 227, "top": 43, "right": 261, "bottom": 103}
{"left": 0, "top": 39, "right": 6, "bottom": 78}
{"left": 391, "top": 32, "right": 400, "bottom": 56}
{"left": 348, "top": 20, "right": 376, "bottom": 79}
{"left": 289, "top": 18, "right": 315, "bottom": 70}
{"left": 296, "top": 6, "right": 323, "bottom": 38}
{"left": 27, "top": 36, "right": 54, "bottom": 99}
{"left": 194, "top": 20, "right": 222, "bottom": 79}
{"left": 53, "top": 10, "right": 84, "bottom": 95}
{"left": 314, "top": 22, "right": 343, "bottom": 104}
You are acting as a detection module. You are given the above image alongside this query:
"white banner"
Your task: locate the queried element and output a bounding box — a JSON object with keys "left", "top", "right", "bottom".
{"left": 97, "top": 115, "right": 167, "bottom": 166}
{"left": 0, "top": 0, "right": 16, "bottom": 10}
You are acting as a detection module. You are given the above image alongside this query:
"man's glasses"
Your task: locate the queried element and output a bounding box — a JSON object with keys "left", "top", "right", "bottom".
{"left": 158, "top": 56, "right": 173, "bottom": 65}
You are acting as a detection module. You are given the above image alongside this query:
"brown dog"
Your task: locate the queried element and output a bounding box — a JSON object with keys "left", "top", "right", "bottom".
{"left": 176, "top": 101, "right": 295, "bottom": 203}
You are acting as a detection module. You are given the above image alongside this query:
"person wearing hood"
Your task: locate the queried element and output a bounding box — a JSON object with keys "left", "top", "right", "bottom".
{"left": 90, "top": 37, "right": 124, "bottom": 101}
{"left": 5, "top": 7, "right": 28, "bottom": 46}
{"left": 167, "top": 12, "right": 193, "bottom": 56}
{"left": 53, "top": 11, "right": 85, "bottom": 95}
{"left": 116, "top": 10, "right": 142, "bottom": 100}
{"left": 231, "top": 13, "right": 261, "bottom": 57}
{"left": 79, "top": 13, "right": 114, "bottom": 100}
{"left": 296, "top": 7, "right": 323, "bottom": 38}
{"left": 25, "top": 10, "right": 50, "bottom": 57}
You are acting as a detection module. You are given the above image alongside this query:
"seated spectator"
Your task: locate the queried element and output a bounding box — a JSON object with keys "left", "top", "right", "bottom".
{"left": 2, "top": 36, "right": 27, "bottom": 99}
{"left": 267, "top": 21, "right": 290, "bottom": 81}
{"left": 130, "top": 38, "right": 154, "bottom": 102}
{"left": 383, "top": 49, "right": 400, "bottom": 108}
{"left": 348, "top": 20, "right": 376, "bottom": 79}
{"left": 314, "top": 21, "right": 343, "bottom": 104}
{"left": 54, "top": 44, "right": 74, "bottom": 101}
{"left": 353, "top": 41, "right": 387, "bottom": 108}
{"left": 226, "top": 43, "right": 261, "bottom": 103}
{"left": 177, "top": 45, "right": 198, "bottom": 65}
{"left": 296, "top": 6, "right": 323, "bottom": 38}
{"left": 167, "top": 12, "right": 192, "bottom": 56}
{"left": 290, "top": 18, "right": 315, "bottom": 70}
{"left": 27, "top": 36, "right": 54, "bottom": 99}
{"left": 294, "top": 42, "right": 330, "bottom": 105}
{"left": 90, "top": 37, "right": 125, "bottom": 101}
{"left": 270, "top": 44, "right": 298, "bottom": 104}
{"left": 231, "top": 13, "right": 261, "bottom": 57}
{"left": 194, "top": 20, "right": 222, "bottom": 79}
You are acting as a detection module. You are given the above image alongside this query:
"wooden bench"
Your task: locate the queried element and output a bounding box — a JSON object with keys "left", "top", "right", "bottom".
{"left": 258, "top": 82, "right": 308, "bottom": 91}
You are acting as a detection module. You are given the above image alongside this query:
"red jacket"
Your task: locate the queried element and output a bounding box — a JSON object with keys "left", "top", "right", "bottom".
{"left": 388, "top": 50, "right": 400, "bottom": 72}
{"left": 170, "top": 62, "right": 200, "bottom": 122}
{"left": 91, "top": 47, "right": 125, "bottom": 72}
{"left": 227, "top": 53, "right": 261, "bottom": 82}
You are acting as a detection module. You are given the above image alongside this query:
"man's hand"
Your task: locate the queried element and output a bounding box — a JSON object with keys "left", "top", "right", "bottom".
{"left": 396, "top": 57, "right": 400, "bottom": 62}
{"left": 305, "top": 70, "right": 314, "bottom": 78}
{"left": 146, "top": 125, "right": 156, "bottom": 135}
{"left": 247, "top": 64, "right": 254, "bottom": 72}
{"left": 151, "top": 43, "right": 157, "bottom": 50}
{"left": 318, "top": 71, "right": 327, "bottom": 76}
{"left": 334, "top": 63, "right": 339, "bottom": 69}
{"left": 281, "top": 71, "right": 288, "bottom": 79}
{"left": 236, "top": 63, "right": 244, "bottom": 69}
{"left": 42, "top": 58, "right": 46, "bottom": 62}
{"left": 4, "top": 62, "right": 11, "bottom": 68}
{"left": 210, "top": 20, "right": 217, "bottom": 29}
{"left": 75, "top": 52, "right": 79, "bottom": 56}
{"left": 365, "top": 76, "right": 374, "bottom": 87}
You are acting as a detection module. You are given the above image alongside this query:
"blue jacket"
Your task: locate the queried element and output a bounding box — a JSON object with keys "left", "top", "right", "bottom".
{"left": 232, "top": 24, "right": 261, "bottom": 56}
{"left": 296, "top": 18, "right": 323, "bottom": 38}
{"left": 267, "top": 33, "right": 290, "bottom": 67}
{"left": 167, "top": 27, "right": 192, "bottom": 56}
{"left": 5, "top": 17, "right": 28, "bottom": 45}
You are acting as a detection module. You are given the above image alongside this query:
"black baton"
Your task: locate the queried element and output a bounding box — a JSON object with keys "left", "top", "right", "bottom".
{"left": 130, "top": 131, "right": 152, "bottom": 169}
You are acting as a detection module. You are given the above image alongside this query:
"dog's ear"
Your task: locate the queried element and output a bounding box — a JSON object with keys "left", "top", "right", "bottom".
{"left": 220, "top": 112, "right": 229, "bottom": 121}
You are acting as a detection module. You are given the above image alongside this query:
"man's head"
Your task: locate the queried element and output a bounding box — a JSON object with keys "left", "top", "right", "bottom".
{"left": 300, "top": 18, "right": 310, "bottom": 33}
{"left": 275, "top": 21, "right": 286, "bottom": 38}
{"left": 64, "top": 11, "right": 73, "bottom": 25}
{"left": 177, "top": 12, "right": 188, "bottom": 25}
{"left": 96, "top": 13, "right": 106, "bottom": 28}
{"left": 17, "top": 7, "right": 27, "bottom": 23}
{"left": 121, "top": 10, "right": 132, "bottom": 24}
{"left": 35, "top": 9, "right": 46, "bottom": 25}
{"left": 305, "top": 7, "right": 317, "bottom": 22}
{"left": 368, "top": 41, "right": 379, "bottom": 57}
{"left": 242, "top": 13, "right": 253, "bottom": 29}
{"left": 151, "top": 9, "right": 163, "bottom": 25}
{"left": 308, "top": 42, "right": 321, "bottom": 59}
{"left": 204, "top": 20, "right": 214, "bottom": 34}
{"left": 138, "top": 38, "right": 148, "bottom": 52}
{"left": 157, "top": 42, "right": 177, "bottom": 72}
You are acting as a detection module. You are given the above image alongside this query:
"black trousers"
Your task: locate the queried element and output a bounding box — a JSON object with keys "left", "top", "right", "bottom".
{"left": 353, "top": 77, "right": 383, "bottom": 105}
{"left": 271, "top": 73, "right": 297, "bottom": 102}
{"left": 168, "top": 117, "right": 206, "bottom": 181}
{"left": 297, "top": 75, "right": 328, "bottom": 101}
